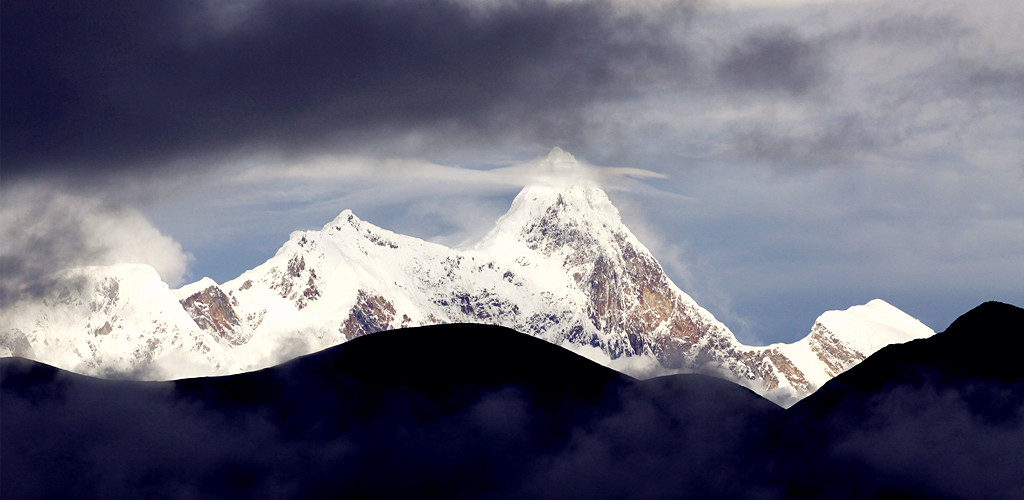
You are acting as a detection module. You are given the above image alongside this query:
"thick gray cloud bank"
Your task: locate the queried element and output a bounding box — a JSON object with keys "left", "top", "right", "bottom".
{"left": 2, "top": 0, "right": 1022, "bottom": 343}
{"left": 1, "top": 0, "right": 690, "bottom": 181}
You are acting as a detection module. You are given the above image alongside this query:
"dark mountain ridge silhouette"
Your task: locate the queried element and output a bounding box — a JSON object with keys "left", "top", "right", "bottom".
{"left": 778, "top": 301, "right": 1024, "bottom": 499}
{"left": 794, "top": 301, "right": 1024, "bottom": 416}
{"left": 2, "top": 303, "right": 1021, "bottom": 499}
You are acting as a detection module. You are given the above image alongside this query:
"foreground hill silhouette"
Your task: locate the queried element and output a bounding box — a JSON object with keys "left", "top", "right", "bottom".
{"left": 1, "top": 324, "right": 779, "bottom": 499}
{"left": 795, "top": 301, "right": 1024, "bottom": 417}
{"left": 174, "top": 325, "right": 630, "bottom": 424}
{"left": 3, "top": 304, "right": 1021, "bottom": 499}
{"left": 782, "top": 301, "right": 1024, "bottom": 499}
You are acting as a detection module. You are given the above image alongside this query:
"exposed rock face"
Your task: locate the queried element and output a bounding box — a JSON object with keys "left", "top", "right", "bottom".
{"left": 808, "top": 323, "right": 866, "bottom": 378}
{"left": 341, "top": 291, "right": 397, "bottom": 340}
{"left": 92, "top": 321, "right": 114, "bottom": 336}
{"left": 484, "top": 182, "right": 770, "bottom": 390}
{"left": 764, "top": 349, "right": 811, "bottom": 392}
{"left": 269, "top": 255, "right": 321, "bottom": 310}
{"left": 181, "top": 286, "right": 245, "bottom": 345}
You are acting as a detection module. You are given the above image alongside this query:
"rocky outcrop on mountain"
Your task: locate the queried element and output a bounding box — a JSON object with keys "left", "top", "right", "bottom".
{"left": 806, "top": 323, "right": 867, "bottom": 377}
{"left": 341, "top": 291, "right": 401, "bottom": 341}
{"left": 180, "top": 285, "right": 245, "bottom": 345}
{"left": 0, "top": 265, "right": 231, "bottom": 378}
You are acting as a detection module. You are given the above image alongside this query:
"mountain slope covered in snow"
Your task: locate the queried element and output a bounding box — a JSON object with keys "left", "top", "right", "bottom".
{"left": 0, "top": 149, "right": 934, "bottom": 404}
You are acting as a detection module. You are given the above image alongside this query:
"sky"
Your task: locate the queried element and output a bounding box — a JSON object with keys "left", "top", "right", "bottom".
{"left": 2, "top": 0, "right": 1022, "bottom": 345}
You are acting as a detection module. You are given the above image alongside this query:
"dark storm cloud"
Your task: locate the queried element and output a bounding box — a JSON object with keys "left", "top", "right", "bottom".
{"left": 0, "top": 194, "right": 98, "bottom": 306}
{"left": 731, "top": 113, "right": 881, "bottom": 166}
{"left": 966, "top": 66, "right": 1024, "bottom": 97}
{"left": 827, "top": 11, "right": 970, "bottom": 45}
{"left": 1, "top": 0, "right": 691, "bottom": 184}
{"left": 716, "top": 29, "right": 826, "bottom": 95}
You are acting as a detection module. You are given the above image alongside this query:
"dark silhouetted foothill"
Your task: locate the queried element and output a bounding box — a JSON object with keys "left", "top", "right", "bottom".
{"left": 784, "top": 301, "right": 1024, "bottom": 499}
{"left": 3, "top": 304, "right": 1022, "bottom": 499}
{"left": 792, "top": 301, "right": 1024, "bottom": 420}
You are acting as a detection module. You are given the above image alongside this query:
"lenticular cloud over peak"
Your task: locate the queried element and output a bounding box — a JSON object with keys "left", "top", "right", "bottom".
{"left": 516, "top": 147, "right": 602, "bottom": 188}
{"left": 543, "top": 147, "right": 581, "bottom": 171}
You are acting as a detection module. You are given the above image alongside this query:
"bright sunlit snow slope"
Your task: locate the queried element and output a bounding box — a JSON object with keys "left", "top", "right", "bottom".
{"left": 0, "top": 149, "right": 935, "bottom": 405}
{"left": 0, "top": 264, "right": 232, "bottom": 379}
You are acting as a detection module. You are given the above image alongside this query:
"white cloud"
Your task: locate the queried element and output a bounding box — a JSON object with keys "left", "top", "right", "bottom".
{"left": 1, "top": 184, "right": 191, "bottom": 305}
{"left": 231, "top": 150, "right": 666, "bottom": 188}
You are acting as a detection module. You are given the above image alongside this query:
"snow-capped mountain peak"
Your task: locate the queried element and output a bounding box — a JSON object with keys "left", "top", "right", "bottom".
{"left": 543, "top": 146, "right": 582, "bottom": 171}
{"left": 478, "top": 147, "right": 620, "bottom": 252}
{"left": 816, "top": 299, "right": 933, "bottom": 354}
{"left": 510, "top": 146, "right": 600, "bottom": 189}
{"left": 0, "top": 150, "right": 936, "bottom": 406}
{"left": 477, "top": 182, "right": 623, "bottom": 256}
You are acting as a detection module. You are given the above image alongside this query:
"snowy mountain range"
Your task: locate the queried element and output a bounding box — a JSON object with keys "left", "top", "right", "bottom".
{"left": 0, "top": 148, "right": 934, "bottom": 405}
